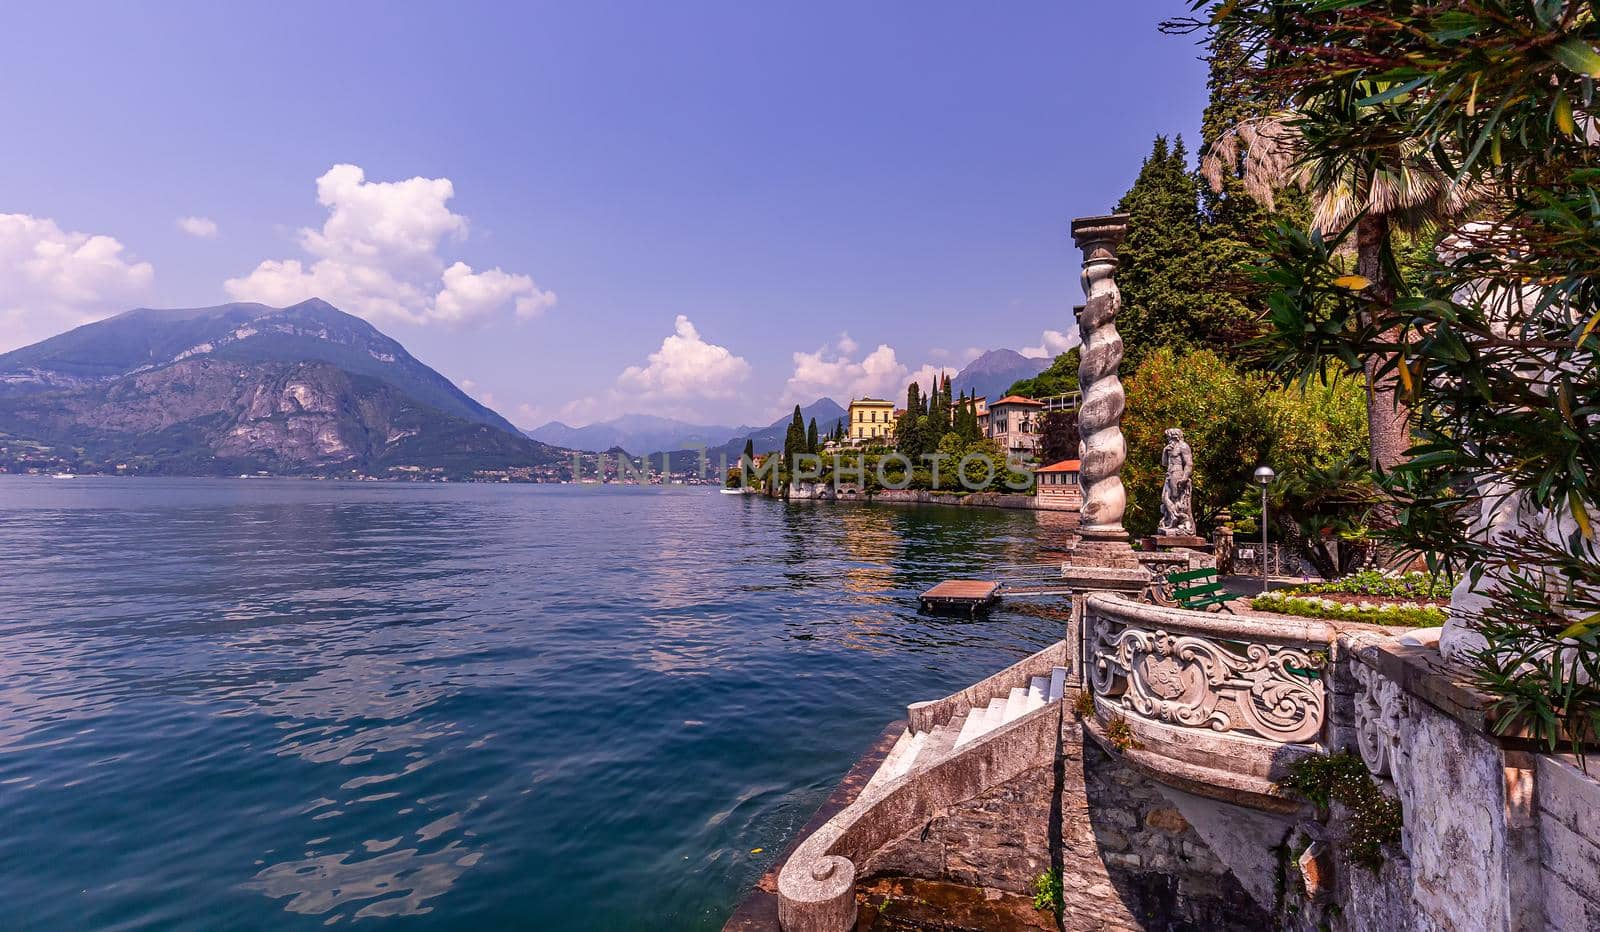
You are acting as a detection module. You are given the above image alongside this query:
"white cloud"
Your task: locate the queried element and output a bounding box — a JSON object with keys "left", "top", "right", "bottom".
{"left": 561, "top": 315, "right": 752, "bottom": 424}
{"left": 0, "top": 213, "right": 154, "bottom": 352}
{"left": 176, "top": 216, "right": 218, "bottom": 239}
{"left": 436, "top": 261, "right": 554, "bottom": 323}
{"left": 1021, "top": 326, "right": 1079, "bottom": 358}
{"left": 617, "top": 315, "right": 751, "bottom": 400}
{"left": 782, "top": 333, "right": 953, "bottom": 411}
{"left": 224, "top": 163, "right": 554, "bottom": 327}
{"left": 904, "top": 363, "right": 960, "bottom": 395}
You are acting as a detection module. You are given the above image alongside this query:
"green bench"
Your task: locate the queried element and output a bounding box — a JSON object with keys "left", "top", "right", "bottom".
{"left": 1166, "top": 567, "right": 1235, "bottom": 613}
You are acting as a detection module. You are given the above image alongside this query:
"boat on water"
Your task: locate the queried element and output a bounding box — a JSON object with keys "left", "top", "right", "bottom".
{"left": 719, "top": 487, "right": 749, "bottom": 495}
{"left": 51, "top": 473, "right": 76, "bottom": 480}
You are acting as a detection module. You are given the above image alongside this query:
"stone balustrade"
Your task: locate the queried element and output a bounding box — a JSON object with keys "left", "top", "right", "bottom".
{"left": 1081, "top": 593, "right": 1340, "bottom": 810}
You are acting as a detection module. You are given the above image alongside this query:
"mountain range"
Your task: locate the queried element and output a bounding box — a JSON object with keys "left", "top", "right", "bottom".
{"left": 0, "top": 299, "right": 1072, "bottom": 478}
{"left": 526, "top": 413, "right": 749, "bottom": 458}
{"left": 0, "top": 299, "right": 566, "bottom": 476}
{"left": 648, "top": 399, "right": 848, "bottom": 473}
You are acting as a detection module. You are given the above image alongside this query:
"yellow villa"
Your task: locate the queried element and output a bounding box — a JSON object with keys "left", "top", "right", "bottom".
{"left": 847, "top": 398, "right": 896, "bottom": 444}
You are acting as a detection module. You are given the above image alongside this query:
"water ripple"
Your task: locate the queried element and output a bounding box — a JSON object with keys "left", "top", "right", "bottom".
{"left": 0, "top": 477, "right": 1065, "bottom": 930}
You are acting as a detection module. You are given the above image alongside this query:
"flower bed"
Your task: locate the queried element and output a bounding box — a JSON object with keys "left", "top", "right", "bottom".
{"left": 1249, "top": 590, "right": 1445, "bottom": 628}
{"left": 1294, "top": 570, "right": 1450, "bottom": 602}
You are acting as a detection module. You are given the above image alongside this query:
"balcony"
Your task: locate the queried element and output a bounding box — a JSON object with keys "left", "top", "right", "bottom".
{"left": 1080, "top": 592, "right": 1339, "bottom": 812}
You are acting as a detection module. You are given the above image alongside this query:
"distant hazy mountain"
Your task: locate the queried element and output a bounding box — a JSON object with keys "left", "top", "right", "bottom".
{"left": 950, "top": 349, "right": 1053, "bottom": 402}
{"left": 525, "top": 413, "right": 744, "bottom": 457}
{"left": 0, "top": 299, "right": 566, "bottom": 475}
{"left": 651, "top": 398, "right": 846, "bottom": 472}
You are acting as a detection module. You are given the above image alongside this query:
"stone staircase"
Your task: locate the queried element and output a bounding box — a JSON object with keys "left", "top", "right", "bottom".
{"left": 775, "top": 642, "right": 1072, "bottom": 931}
{"left": 863, "top": 666, "right": 1068, "bottom": 795}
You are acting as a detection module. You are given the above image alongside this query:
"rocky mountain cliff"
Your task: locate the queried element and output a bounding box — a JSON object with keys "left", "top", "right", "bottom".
{"left": 950, "top": 349, "right": 1053, "bottom": 402}
{"left": 0, "top": 300, "right": 565, "bottom": 476}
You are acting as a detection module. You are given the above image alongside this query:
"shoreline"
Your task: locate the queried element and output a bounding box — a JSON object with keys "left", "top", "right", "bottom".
{"left": 768, "top": 483, "right": 1079, "bottom": 513}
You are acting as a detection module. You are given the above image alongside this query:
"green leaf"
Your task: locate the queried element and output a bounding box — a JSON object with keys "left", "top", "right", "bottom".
{"left": 1551, "top": 38, "right": 1600, "bottom": 78}
{"left": 1356, "top": 77, "right": 1429, "bottom": 108}
{"left": 1556, "top": 613, "right": 1600, "bottom": 641}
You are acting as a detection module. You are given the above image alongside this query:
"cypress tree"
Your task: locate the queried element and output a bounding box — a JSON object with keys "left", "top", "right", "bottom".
{"left": 1114, "top": 135, "right": 1214, "bottom": 370}
{"left": 742, "top": 437, "right": 755, "bottom": 466}
{"left": 806, "top": 418, "right": 818, "bottom": 454}
{"left": 783, "top": 404, "right": 805, "bottom": 466}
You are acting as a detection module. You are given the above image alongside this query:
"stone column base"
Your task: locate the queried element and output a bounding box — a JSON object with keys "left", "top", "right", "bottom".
{"left": 1071, "top": 528, "right": 1141, "bottom": 569}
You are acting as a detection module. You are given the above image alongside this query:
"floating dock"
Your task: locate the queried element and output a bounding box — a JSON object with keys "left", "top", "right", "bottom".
{"left": 918, "top": 579, "right": 1002, "bottom": 614}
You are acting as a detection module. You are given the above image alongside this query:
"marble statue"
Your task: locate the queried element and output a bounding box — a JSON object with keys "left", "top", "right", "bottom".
{"left": 1157, "top": 428, "right": 1196, "bottom": 537}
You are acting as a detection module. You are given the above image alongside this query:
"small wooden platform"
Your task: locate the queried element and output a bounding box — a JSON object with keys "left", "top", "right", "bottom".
{"left": 919, "top": 579, "right": 1001, "bottom": 614}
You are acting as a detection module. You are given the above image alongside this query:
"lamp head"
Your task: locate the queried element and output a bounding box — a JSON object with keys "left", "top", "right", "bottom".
{"left": 1253, "top": 465, "right": 1276, "bottom": 486}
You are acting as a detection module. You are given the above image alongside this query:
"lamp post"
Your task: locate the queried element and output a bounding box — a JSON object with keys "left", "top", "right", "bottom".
{"left": 1253, "top": 465, "right": 1276, "bottom": 594}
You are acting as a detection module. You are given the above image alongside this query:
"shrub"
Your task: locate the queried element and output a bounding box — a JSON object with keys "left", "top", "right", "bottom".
{"left": 1282, "top": 752, "right": 1402, "bottom": 871}
{"left": 1250, "top": 591, "right": 1444, "bottom": 628}
{"left": 1032, "top": 869, "right": 1064, "bottom": 913}
{"left": 1293, "top": 571, "right": 1450, "bottom": 602}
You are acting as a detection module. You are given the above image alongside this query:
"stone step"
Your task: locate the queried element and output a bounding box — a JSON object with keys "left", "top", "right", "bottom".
{"left": 919, "top": 713, "right": 965, "bottom": 765}
{"left": 1002, "top": 686, "right": 1028, "bottom": 723}
{"left": 1048, "top": 666, "right": 1067, "bottom": 703}
{"left": 1025, "top": 676, "right": 1048, "bottom": 714}
{"left": 888, "top": 731, "right": 927, "bottom": 782}
{"left": 953, "top": 704, "right": 987, "bottom": 748}
{"left": 863, "top": 728, "right": 917, "bottom": 795}
{"left": 955, "top": 700, "right": 1001, "bottom": 749}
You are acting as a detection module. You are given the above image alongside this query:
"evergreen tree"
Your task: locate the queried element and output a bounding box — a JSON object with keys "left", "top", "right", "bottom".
{"left": 1040, "top": 410, "right": 1080, "bottom": 464}
{"left": 783, "top": 405, "right": 805, "bottom": 468}
{"left": 1194, "top": 34, "right": 1310, "bottom": 366}
{"left": 742, "top": 437, "right": 755, "bottom": 466}
{"left": 1115, "top": 136, "right": 1211, "bottom": 369}
{"left": 1007, "top": 348, "right": 1080, "bottom": 399}
{"left": 806, "top": 418, "right": 818, "bottom": 454}
{"left": 957, "top": 392, "right": 981, "bottom": 443}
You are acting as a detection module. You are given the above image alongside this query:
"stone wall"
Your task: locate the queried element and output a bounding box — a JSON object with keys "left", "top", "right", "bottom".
{"left": 784, "top": 483, "right": 1076, "bottom": 511}
{"left": 1535, "top": 755, "right": 1600, "bottom": 931}
{"left": 859, "top": 702, "right": 1269, "bottom": 931}
{"left": 1271, "top": 636, "right": 1600, "bottom": 932}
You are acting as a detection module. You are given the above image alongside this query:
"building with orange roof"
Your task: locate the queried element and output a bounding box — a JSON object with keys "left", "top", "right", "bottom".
{"left": 983, "top": 395, "right": 1045, "bottom": 459}
{"left": 1034, "top": 458, "right": 1082, "bottom": 509}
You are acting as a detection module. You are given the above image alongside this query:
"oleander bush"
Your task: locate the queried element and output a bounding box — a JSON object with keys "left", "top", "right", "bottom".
{"left": 1174, "top": 0, "right": 1600, "bottom": 753}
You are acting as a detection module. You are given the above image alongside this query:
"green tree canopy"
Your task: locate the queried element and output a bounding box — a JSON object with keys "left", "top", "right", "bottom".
{"left": 1115, "top": 135, "right": 1266, "bottom": 369}
{"left": 1006, "top": 348, "right": 1080, "bottom": 399}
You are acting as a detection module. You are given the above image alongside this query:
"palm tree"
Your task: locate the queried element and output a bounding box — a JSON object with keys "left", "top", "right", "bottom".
{"left": 1202, "top": 109, "right": 1479, "bottom": 472}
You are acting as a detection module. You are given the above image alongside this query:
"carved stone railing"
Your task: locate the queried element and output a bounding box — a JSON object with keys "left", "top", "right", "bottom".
{"left": 1081, "top": 593, "right": 1336, "bottom": 810}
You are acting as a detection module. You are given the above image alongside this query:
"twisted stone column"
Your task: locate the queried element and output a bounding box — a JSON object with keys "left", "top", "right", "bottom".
{"left": 1071, "top": 214, "right": 1137, "bottom": 567}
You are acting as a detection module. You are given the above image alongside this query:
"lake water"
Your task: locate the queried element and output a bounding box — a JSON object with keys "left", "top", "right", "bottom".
{"left": 0, "top": 477, "right": 1074, "bottom": 930}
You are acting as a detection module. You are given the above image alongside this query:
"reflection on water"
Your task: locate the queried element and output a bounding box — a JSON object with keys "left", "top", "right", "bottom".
{"left": 0, "top": 478, "right": 1066, "bottom": 930}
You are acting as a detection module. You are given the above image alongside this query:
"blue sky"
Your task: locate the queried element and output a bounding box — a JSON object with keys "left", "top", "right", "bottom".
{"left": 0, "top": 1, "right": 1207, "bottom": 428}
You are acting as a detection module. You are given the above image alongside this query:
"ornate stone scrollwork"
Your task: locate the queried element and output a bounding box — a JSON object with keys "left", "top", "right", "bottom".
{"left": 1352, "top": 661, "right": 1410, "bottom": 792}
{"left": 1090, "top": 615, "right": 1327, "bottom": 745}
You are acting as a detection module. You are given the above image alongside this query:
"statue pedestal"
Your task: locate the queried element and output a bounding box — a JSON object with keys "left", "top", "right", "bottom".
{"left": 1144, "top": 534, "right": 1210, "bottom": 551}
{"left": 1070, "top": 527, "right": 1142, "bottom": 569}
